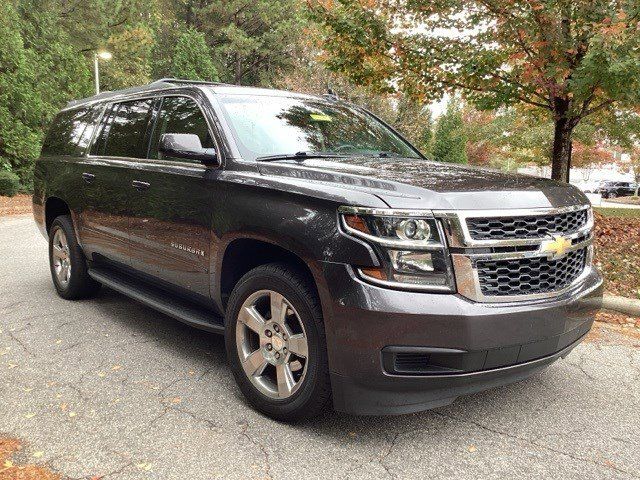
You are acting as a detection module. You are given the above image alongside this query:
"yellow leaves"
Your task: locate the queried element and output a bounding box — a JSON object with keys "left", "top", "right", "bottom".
{"left": 32, "top": 451, "right": 43, "bottom": 459}
{"left": 24, "top": 413, "right": 36, "bottom": 419}
{"left": 3, "top": 460, "right": 13, "bottom": 468}
{"left": 136, "top": 462, "right": 152, "bottom": 471}
{"left": 111, "top": 365, "right": 122, "bottom": 371}
{"left": 468, "top": 445, "right": 477, "bottom": 453}
{"left": 68, "top": 412, "right": 77, "bottom": 418}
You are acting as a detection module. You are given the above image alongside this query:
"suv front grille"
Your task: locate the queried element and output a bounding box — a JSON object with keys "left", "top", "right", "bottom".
{"left": 476, "top": 248, "right": 587, "bottom": 297}
{"left": 466, "top": 208, "right": 588, "bottom": 240}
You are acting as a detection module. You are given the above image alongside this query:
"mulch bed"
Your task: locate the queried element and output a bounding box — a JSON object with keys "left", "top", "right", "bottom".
{"left": 0, "top": 437, "right": 60, "bottom": 480}
{"left": 594, "top": 212, "right": 640, "bottom": 299}
{"left": 0, "top": 195, "right": 32, "bottom": 217}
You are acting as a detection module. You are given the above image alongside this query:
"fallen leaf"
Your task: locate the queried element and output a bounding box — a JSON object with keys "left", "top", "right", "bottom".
{"left": 97, "top": 371, "right": 106, "bottom": 378}
{"left": 24, "top": 413, "right": 36, "bottom": 419}
{"left": 136, "top": 463, "right": 152, "bottom": 471}
{"left": 468, "top": 445, "right": 477, "bottom": 453}
{"left": 32, "top": 451, "right": 43, "bottom": 458}
{"left": 69, "top": 412, "right": 77, "bottom": 418}
{"left": 111, "top": 365, "right": 122, "bottom": 371}
{"left": 60, "top": 403, "right": 68, "bottom": 411}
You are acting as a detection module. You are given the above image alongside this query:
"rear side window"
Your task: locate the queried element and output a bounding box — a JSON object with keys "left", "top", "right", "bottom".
{"left": 92, "top": 99, "right": 153, "bottom": 158}
{"left": 148, "top": 96, "right": 214, "bottom": 160}
{"left": 41, "top": 107, "right": 96, "bottom": 156}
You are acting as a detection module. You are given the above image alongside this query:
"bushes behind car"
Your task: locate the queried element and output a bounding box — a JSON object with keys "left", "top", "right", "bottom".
{"left": 0, "top": 171, "right": 21, "bottom": 197}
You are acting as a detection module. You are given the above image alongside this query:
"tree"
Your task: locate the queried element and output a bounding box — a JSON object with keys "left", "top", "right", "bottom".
{"left": 101, "top": 26, "right": 155, "bottom": 91}
{"left": 310, "top": 0, "right": 640, "bottom": 182}
{"left": 0, "top": 0, "right": 91, "bottom": 188}
{"left": 173, "top": 0, "right": 306, "bottom": 86}
{"left": 433, "top": 99, "right": 467, "bottom": 164}
{"left": 171, "top": 28, "right": 219, "bottom": 81}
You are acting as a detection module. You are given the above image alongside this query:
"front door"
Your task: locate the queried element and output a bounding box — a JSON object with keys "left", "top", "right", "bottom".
{"left": 127, "top": 94, "right": 218, "bottom": 299}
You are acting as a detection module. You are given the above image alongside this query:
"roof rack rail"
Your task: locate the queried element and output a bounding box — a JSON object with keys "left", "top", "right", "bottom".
{"left": 150, "top": 78, "right": 228, "bottom": 86}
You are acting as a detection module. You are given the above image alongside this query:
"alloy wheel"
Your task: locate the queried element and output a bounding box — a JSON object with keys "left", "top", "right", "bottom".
{"left": 52, "top": 228, "right": 72, "bottom": 287}
{"left": 235, "top": 289, "right": 309, "bottom": 399}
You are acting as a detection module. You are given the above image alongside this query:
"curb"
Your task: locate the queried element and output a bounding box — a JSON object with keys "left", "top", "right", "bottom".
{"left": 602, "top": 294, "right": 640, "bottom": 317}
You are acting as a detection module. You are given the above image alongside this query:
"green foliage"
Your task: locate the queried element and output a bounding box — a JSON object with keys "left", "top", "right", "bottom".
{"left": 0, "top": 0, "right": 308, "bottom": 188}
{"left": 0, "top": 171, "right": 21, "bottom": 197}
{"left": 101, "top": 26, "right": 155, "bottom": 91}
{"left": 433, "top": 100, "right": 467, "bottom": 164}
{"left": 0, "top": 0, "right": 91, "bottom": 190}
{"left": 171, "top": 29, "right": 219, "bottom": 81}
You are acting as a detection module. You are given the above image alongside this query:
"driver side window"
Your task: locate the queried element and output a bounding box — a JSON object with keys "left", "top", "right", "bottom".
{"left": 149, "top": 96, "right": 214, "bottom": 160}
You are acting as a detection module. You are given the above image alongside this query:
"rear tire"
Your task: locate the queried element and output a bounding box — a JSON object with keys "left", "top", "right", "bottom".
{"left": 225, "top": 263, "right": 331, "bottom": 422}
{"left": 49, "top": 215, "right": 101, "bottom": 300}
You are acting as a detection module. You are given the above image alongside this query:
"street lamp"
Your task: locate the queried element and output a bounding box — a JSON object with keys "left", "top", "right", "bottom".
{"left": 93, "top": 50, "right": 112, "bottom": 95}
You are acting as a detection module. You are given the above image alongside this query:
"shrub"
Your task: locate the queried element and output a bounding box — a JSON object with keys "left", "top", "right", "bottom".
{"left": 0, "top": 170, "right": 20, "bottom": 197}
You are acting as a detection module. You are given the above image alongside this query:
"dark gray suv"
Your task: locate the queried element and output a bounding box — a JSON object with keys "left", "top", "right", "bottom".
{"left": 33, "top": 79, "right": 603, "bottom": 421}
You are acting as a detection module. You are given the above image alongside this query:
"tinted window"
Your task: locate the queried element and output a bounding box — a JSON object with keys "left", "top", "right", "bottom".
{"left": 41, "top": 108, "right": 95, "bottom": 156}
{"left": 96, "top": 99, "right": 153, "bottom": 158}
{"left": 149, "top": 96, "right": 214, "bottom": 160}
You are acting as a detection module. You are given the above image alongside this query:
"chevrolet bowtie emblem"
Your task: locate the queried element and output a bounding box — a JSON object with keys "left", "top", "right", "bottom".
{"left": 540, "top": 235, "right": 572, "bottom": 259}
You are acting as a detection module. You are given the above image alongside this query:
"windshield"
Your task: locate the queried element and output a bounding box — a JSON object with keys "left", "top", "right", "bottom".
{"left": 216, "top": 94, "right": 421, "bottom": 161}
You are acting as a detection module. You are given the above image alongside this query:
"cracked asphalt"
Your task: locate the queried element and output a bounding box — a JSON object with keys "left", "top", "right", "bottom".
{"left": 1, "top": 215, "right": 639, "bottom": 479}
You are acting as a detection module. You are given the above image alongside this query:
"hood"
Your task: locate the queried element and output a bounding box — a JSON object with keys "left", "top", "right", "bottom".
{"left": 257, "top": 156, "right": 588, "bottom": 210}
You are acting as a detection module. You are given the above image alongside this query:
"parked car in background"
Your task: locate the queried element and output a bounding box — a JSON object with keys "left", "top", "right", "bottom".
{"left": 595, "top": 181, "right": 638, "bottom": 198}
{"left": 33, "top": 79, "right": 603, "bottom": 421}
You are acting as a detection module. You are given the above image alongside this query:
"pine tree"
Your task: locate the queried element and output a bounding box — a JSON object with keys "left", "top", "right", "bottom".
{"left": 433, "top": 100, "right": 467, "bottom": 164}
{"left": 171, "top": 29, "right": 219, "bottom": 81}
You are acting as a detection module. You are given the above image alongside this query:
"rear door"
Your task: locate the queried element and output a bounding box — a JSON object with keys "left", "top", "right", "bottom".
{"left": 79, "top": 98, "right": 155, "bottom": 268}
{"left": 127, "top": 94, "right": 219, "bottom": 299}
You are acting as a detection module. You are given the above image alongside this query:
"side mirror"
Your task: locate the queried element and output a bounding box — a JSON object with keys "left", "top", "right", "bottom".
{"left": 159, "top": 133, "right": 218, "bottom": 166}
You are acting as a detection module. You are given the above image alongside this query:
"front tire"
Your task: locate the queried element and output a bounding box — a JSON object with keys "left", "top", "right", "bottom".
{"left": 49, "top": 215, "right": 101, "bottom": 300}
{"left": 225, "top": 263, "right": 331, "bottom": 421}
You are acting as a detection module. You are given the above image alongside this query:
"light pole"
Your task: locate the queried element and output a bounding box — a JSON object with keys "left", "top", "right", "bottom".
{"left": 93, "top": 51, "right": 112, "bottom": 95}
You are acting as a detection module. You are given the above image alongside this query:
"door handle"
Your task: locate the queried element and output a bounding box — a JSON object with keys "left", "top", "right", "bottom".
{"left": 132, "top": 180, "right": 151, "bottom": 191}
{"left": 82, "top": 172, "right": 95, "bottom": 184}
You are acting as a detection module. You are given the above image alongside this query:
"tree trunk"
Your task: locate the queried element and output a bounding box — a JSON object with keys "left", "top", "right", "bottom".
{"left": 550, "top": 116, "right": 575, "bottom": 183}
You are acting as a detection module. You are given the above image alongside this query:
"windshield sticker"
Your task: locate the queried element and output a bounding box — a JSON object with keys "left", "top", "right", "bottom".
{"left": 310, "top": 113, "right": 332, "bottom": 122}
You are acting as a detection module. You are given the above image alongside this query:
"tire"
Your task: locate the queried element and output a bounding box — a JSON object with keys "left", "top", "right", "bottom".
{"left": 225, "top": 263, "right": 331, "bottom": 421}
{"left": 49, "top": 215, "right": 101, "bottom": 300}
{"left": 609, "top": 192, "right": 617, "bottom": 199}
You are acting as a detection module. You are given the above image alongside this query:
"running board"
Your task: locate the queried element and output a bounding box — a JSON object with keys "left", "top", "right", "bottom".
{"left": 88, "top": 267, "right": 225, "bottom": 335}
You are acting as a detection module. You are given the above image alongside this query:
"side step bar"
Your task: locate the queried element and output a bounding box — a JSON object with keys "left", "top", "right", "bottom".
{"left": 88, "top": 267, "right": 225, "bottom": 335}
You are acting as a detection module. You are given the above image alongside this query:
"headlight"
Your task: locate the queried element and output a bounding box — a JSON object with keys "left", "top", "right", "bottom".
{"left": 339, "top": 206, "right": 455, "bottom": 291}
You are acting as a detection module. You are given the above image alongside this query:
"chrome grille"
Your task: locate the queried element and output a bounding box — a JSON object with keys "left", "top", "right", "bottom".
{"left": 466, "top": 208, "right": 588, "bottom": 240}
{"left": 476, "top": 248, "right": 587, "bottom": 297}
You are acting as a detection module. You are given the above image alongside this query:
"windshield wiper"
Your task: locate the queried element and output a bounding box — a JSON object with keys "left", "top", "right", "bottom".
{"left": 256, "top": 151, "right": 341, "bottom": 162}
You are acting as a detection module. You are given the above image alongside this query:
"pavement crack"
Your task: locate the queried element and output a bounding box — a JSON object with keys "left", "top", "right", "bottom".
{"left": 433, "top": 411, "right": 640, "bottom": 478}
{"left": 5, "top": 328, "right": 35, "bottom": 358}
{"left": 377, "top": 432, "right": 400, "bottom": 479}
{"left": 239, "top": 420, "right": 272, "bottom": 480}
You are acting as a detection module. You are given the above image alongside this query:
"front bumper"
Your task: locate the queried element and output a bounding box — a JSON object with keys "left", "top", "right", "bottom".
{"left": 321, "top": 262, "right": 603, "bottom": 415}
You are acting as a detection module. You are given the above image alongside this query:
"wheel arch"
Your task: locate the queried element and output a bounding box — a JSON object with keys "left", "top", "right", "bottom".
{"left": 45, "top": 196, "right": 71, "bottom": 234}
{"left": 216, "top": 236, "right": 323, "bottom": 313}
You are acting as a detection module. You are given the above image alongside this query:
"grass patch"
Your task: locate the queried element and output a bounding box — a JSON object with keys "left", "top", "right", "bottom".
{"left": 594, "top": 207, "right": 640, "bottom": 219}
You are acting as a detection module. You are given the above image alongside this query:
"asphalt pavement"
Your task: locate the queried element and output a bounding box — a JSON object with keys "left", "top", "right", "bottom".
{"left": 1, "top": 215, "right": 639, "bottom": 479}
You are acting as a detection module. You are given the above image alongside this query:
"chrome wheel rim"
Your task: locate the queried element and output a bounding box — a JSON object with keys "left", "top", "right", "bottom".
{"left": 236, "top": 290, "right": 309, "bottom": 399}
{"left": 52, "top": 228, "right": 71, "bottom": 287}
